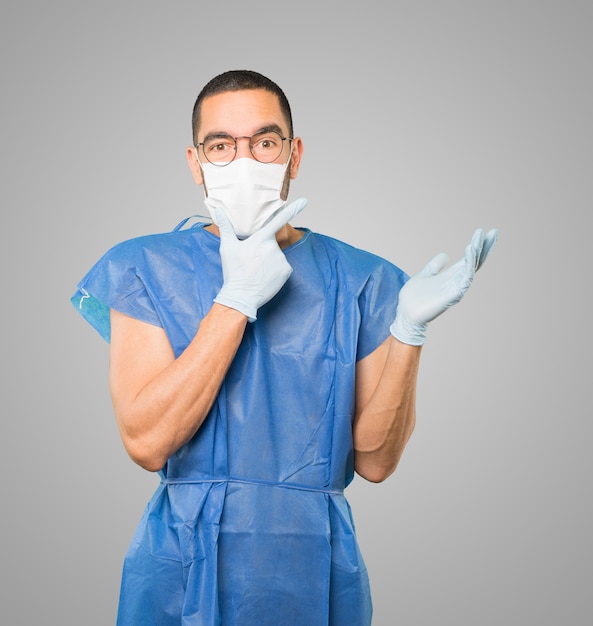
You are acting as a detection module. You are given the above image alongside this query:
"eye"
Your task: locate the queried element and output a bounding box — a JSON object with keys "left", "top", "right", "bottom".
{"left": 252, "top": 132, "right": 280, "bottom": 151}
{"left": 204, "top": 136, "right": 235, "bottom": 154}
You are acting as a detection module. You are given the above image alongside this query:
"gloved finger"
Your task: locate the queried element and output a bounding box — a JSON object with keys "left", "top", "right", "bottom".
{"left": 469, "top": 228, "right": 485, "bottom": 271}
{"left": 213, "top": 206, "right": 238, "bottom": 243}
{"left": 418, "top": 252, "right": 449, "bottom": 277}
{"left": 476, "top": 227, "right": 499, "bottom": 270}
{"left": 255, "top": 197, "right": 308, "bottom": 239}
{"left": 459, "top": 237, "right": 479, "bottom": 289}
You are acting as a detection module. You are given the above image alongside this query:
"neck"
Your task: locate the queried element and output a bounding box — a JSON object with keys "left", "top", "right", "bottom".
{"left": 205, "top": 223, "right": 304, "bottom": 249}
{"left": 275, "top": 224, "right": 304, "bottom": 248}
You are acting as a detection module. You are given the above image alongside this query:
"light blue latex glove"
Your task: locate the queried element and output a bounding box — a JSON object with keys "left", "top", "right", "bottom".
{"left": 213, "top": 198, "right": 308, "bottom": 322}
{"left": 390, "top": 228, "right": 499, "bottom": 345}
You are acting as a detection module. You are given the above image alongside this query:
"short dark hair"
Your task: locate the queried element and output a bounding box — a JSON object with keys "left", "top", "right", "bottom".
{"left": 191, "top": 70, "right": 293, "bottom": 145}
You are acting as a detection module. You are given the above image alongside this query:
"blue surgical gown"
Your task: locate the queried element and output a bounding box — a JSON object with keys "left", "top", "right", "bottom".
{"left": 72, "top": 223, "right": 408, "bottom": 625}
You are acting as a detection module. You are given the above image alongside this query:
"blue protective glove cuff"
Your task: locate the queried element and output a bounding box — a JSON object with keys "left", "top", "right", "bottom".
{"left": 389, "top": 316, "right": 427, "bottom": 346}
{"left": 213, "top": 293, "right": 258, "bottom": 323}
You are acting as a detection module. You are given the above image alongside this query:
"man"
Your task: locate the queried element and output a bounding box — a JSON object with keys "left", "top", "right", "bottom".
{"left": 72, "top": 70, "right": 497, "bottom": 625}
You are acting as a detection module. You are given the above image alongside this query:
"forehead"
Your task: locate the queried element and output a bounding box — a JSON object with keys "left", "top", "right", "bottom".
{"left": 198, "top": 89, "right": 287, "bottom": 137}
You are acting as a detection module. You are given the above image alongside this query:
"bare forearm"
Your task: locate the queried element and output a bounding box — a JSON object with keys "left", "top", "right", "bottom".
{"left": 353, "top": 339, "right": 421, "bottom": 482}
{"left": 111, "top": 304, "right": 247, "bottom": 470}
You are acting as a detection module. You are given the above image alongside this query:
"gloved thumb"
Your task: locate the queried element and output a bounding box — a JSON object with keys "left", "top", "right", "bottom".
{"left": 476, "top": 228, "right": 499, "bottom": 270}
{"left": 257, "top": 197, "right": 308, "bottom": 239}
{"left": 418, "top": 252, "right": 449, "bottom": 278}
{"left": 212, "top": 206, "right": 237, "bottom": 242}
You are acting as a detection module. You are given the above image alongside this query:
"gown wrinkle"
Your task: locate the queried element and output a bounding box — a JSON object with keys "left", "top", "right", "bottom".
{"left": 71, "top": 223, "right": 408, "bottom": 625}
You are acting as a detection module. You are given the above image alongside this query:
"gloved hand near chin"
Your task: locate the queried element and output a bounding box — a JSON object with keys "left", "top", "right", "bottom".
{"left": 390, "top": 228, "right": 499, "bottom": 346}
{"left": 213, "top": 198, "right": 308, "bottom": 322}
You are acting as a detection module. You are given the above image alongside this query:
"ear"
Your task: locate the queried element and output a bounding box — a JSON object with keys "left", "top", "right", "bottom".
{"left": 289, "top": 137, "right": 304, "bottom": 180}
{"left": 186, "top": 146, "right": 204, "bottom": 185}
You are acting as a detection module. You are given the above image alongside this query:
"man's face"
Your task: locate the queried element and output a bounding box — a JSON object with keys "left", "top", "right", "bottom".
{"left": 188, "top": 89, "right": 302, "bottom": 200}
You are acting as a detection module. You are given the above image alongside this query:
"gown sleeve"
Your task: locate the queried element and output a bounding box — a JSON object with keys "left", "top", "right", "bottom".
{"left": 356, "top": 259, "right": 409, "bottom": 361}
{"left": 70, "top": 238, "right": 163, "bottom": 343}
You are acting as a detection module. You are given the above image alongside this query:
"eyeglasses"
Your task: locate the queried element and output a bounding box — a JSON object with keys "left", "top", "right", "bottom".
{"left": 196, "top": 130, "right": 292, "bottom": 166}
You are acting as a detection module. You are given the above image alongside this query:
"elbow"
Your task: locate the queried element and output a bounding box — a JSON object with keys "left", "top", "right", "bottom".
{"left": 353, "top": 427, "right": 415, "bottom": 483}
{"left": 355, "top": 458, "right": 397, "bottom": 483}
{"left": 125, "top": 439, "right": 167, "bottom": 472}
{"left": 117, "top": 421, "right": 168, "bottom": 472}
{"left": 132, "top": 452, "right": 167, "bottom": 473}
{"left": 114, "top": 404, "right": 170, "bottom": 472}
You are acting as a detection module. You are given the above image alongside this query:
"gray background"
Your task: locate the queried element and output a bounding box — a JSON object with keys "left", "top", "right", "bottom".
{"left": 2, "top": 1, "right": 591, "bottom": 624}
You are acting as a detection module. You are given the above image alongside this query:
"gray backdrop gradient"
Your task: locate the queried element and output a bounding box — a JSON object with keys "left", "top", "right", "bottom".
{"left": 2, "top": 1, "right": 591, "bottom": 624}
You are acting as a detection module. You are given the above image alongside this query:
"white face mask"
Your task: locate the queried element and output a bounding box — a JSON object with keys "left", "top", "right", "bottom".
{"left": 200, "top": 156, "right": 290, "bottom": 239}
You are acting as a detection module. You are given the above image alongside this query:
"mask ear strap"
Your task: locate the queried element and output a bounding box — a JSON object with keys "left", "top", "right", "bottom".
{"left": 172, "top": 214, "right": 211, "bottom": 231}
{"left": 281, "top": 149, "right": 293, "bottom": 173}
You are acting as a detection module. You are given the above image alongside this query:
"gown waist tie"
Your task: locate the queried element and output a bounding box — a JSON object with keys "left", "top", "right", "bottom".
{"left": 161, "top": 476, "right": 344, "bottom": 495}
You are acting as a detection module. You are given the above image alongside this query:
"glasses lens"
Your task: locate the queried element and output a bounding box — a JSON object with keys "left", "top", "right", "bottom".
{"left": 202, "top": 135, "right": 236, "bottom": 165}
{"left": 250, "top": 131, "right": 285, "bottom": 163}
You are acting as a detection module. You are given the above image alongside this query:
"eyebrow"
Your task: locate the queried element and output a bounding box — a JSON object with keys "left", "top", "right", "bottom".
{"left": 255, "top": 124, "right": 285, "bottom": 136}
{"left": 201, "top": 124, "right": 286, "bottom": 143}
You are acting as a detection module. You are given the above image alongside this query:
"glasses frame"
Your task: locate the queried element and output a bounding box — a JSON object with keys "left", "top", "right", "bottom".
{"left": 196, "top": 132, "right": 293, "bottom": 167}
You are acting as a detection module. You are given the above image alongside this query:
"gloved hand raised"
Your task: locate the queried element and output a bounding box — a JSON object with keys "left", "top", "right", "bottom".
{"left": 213, "top": 198, "right": 308, "bottom": 322}
{"left": 390, "top": 228, "right": 499, "bottom": 345}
